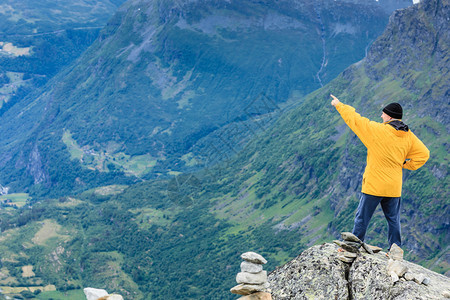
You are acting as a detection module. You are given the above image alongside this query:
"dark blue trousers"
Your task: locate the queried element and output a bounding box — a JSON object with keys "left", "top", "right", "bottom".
{"left": 352, "top": 193, "right": 402, "bottom": 248}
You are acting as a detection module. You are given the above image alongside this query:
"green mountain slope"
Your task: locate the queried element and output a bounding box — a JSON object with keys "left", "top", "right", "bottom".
{"left": 199, "top": 0, "right": 449, "bottom": 270}
{"left": 0, "top": 0, "right": 447, "bottom": 299}
{"left": 0, "top": 0, "right": 124, "bottom": 34}
{"left": 0, "top": 0, "right": 127, "bottom": 123}
{"left": 0, "top": 0, "right": 407, "bottom": 196}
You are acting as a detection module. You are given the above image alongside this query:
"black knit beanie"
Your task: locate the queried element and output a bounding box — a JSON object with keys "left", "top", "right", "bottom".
{"left": 383, "top": 103, "right": 403, "bottom": 119}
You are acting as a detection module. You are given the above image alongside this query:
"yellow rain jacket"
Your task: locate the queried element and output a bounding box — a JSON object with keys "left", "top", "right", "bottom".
{"left": 335, "top": 102, "right": 430, "bottom": 197}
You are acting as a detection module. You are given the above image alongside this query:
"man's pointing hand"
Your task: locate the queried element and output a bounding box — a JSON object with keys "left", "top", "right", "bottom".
{"left": 330, "top": 94, "right": 341, "bottom": 107}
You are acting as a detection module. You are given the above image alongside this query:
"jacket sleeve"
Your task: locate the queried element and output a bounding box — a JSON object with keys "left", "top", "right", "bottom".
{"left": 335, "top": 102, "right": 378, "bottom": 146}
{"left": 403, "top": 132, "right": 430, "bottom": 170}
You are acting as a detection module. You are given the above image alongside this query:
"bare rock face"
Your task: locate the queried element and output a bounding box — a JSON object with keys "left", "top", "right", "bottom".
{"left": 268, "top": 243, "right": 450, "bottom": 300}
{"left": 350, "top": 250, "right": 448, "bottom": 299}
{"left": 268, "top": 243, "right": 349, "bottom": 299}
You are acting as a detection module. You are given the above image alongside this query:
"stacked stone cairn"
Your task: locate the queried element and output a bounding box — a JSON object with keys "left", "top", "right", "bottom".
{"left": 230, "top": 252, "right": 272, "bottom": 299}
{"left": 333, "top": 232, "right": 381, "bottom": 263}
{"left": 387, "top": 243, "right": 431, "bottom": 285}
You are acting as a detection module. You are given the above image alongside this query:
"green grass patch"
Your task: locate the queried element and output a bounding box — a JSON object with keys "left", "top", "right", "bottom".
{"left": 62, "top": 129, "right": 157, "bottom": 176}
{"left": 129, "top": 207, "right": 178, "bottom": 229}
{"left": 93, "top": 185, "right": 128, "bottom": 196}
{"left": 36, "top": 289, "right": 86, "bottom": 300}
{"left": 0, "top": 193, "right": 30, "bottom": 207}
{"left": 62, "top": 130, "right": 84, "bottom": 160}
{"left": 181, "top": 152, "right": 199, "bottom": 167}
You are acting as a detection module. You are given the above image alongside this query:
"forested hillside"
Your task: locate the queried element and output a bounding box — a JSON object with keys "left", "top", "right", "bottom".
{"left": 0, "top": 0, "right": 126, "bottom": 119}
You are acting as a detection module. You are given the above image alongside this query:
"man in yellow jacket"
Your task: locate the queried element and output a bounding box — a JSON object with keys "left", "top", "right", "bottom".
{"left": 330, "top": 94, "right": 429, "bottom": 249}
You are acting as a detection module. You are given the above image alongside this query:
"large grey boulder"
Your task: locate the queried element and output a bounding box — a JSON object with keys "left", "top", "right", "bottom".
{"left": 349, "top": 249, "right": 449, "bottom": 299}
{"left": 83, "top": 288, "right": 123, "bottom": 300}
{"left": 268, "top": 243, "right": 450, "bottom": 300}
{"left": 83, "top": 288, "right": 108, "bottom": 300}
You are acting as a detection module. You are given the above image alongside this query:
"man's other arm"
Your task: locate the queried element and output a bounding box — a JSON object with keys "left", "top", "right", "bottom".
{"left": 403, "top": 132, "right": 430, "bottom": 170}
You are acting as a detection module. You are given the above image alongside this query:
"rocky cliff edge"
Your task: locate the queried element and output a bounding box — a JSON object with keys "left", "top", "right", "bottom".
{"left": 268, "top": 243, "right": 450, "bottom": 300}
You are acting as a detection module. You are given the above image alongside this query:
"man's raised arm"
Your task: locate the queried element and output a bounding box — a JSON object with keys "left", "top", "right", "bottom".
{"left": 330, "top": 94, "right": 375, "bottom": 145}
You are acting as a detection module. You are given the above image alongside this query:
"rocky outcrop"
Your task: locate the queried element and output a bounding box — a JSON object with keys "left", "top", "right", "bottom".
{"left": 0, "top": 184, "right": 8, "bottom": 195}
{"left": 268, "top": 243, "right": 450, "bottom": 300}
{"left": 84, "top": 288, "right": 108, "bottom": 300}
{"left": 83, "top": 288, "right": 123, "bottom": 300}
{"left": 27, "top": 144, "right": 49, "bottom": 185}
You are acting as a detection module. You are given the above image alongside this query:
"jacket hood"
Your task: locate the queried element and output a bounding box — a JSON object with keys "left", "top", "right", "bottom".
{"left": 387, "top": 120, "right": 409, "bottom": 132}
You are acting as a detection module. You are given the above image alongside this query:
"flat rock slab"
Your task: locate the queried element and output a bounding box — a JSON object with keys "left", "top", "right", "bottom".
{"left": 231, "top": 283, "right": 270, "bottom": 295}
{"left": 361, "top": 243, "right": 374, "bottom": 254}
{"left": 334, "top": 240, "right": 359, "bottom": 253}
{"left": 337, "top": 253, "right": 355, "bottom": 263}
{"left": 241, "top": 261, "right": 264, "bottom": 273}
{"left": 366, "top": 244, "right": 383, "bottom": 253}
{"left": 341, "top": 232, "right": 362, "bottom": 243}
{"left": 238, "top": 292, "right": 272, "bottom": 300}
{"left": 237, "top": 271, "right": 268, "bottom": 285}
{"left": 345, "top": 241, "right": 363, "bottom": 248}
{"left": 242, "top": 252, "right": 268, "bottom": 264}
{"left": 342, "top": 251, "right": 358, "bottom": 258}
